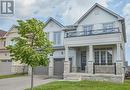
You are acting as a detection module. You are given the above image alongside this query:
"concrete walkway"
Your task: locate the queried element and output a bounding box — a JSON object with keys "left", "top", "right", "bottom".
{"left": 0, "top": 75, "right": 58, "bottom": 90}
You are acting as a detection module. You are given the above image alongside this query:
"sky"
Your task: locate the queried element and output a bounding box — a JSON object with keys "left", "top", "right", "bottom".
{"left": 0, "top": 0, "right": 130, "bottom": 65}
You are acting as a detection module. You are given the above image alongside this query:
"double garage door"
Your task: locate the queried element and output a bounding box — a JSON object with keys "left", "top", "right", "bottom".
{"left": 33, "top": 59, "right": 65, "bottom": 78}
{"left": 0, "top": 60, "right": 12, "bottom": 75}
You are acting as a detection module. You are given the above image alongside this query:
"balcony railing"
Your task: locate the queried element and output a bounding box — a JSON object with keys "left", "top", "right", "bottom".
{"left": 65, "top": 28, "right": 119, "bottom": 38}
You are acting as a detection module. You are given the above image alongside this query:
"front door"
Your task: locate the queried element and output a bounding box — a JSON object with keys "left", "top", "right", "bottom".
{"left": 81, "top": 51, "right": 86, "bottom": 71}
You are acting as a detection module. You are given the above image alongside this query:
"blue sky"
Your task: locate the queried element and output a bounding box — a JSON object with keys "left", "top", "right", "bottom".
{"left": 0, "top": 0, "right": 130, "bottom": 65}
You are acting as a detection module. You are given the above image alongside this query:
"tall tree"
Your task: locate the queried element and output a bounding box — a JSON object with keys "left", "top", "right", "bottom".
{"left": 7, "top": 18, "right": 53, "bottom": 90}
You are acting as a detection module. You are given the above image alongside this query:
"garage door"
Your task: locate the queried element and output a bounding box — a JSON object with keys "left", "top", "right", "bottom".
{"left": 33, "top": 66, "right": 48, "bottom": 75}
{"left": 54, "top": 59, "right": 64, "bottom": 78}
{"left": 54, "top": 58, "right": 72, "bottom": 78}
{"left": 0, "top": 60, "right": 12, "bottom": 75}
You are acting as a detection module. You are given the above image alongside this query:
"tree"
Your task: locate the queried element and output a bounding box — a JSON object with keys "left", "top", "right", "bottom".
{"left": 7, "top": 18, "right": 53, "bottom": 90}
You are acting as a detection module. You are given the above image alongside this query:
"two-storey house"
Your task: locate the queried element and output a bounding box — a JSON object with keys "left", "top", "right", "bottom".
{"left": 45, "top": 3, "right": 126, "bottom": 83}
{"left": 0, "top": 26, "right": 28, "bottom": 75}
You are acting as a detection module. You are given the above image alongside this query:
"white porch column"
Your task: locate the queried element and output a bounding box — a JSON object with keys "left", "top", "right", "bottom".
{"left": 117, "top": 43, "right": 121, "bottom": 61}
{"left": 116, "top": 43, "right": 123, "bottom": 75}
{"left": 72, "top": 49, "right": 77, "bottom": 72}
{"left": 49, "top": 56, "right": 54, "bottom": 77}
{"left": 88, "top": 45, "right": 94, "bottom": 74}
{"left": 64, "top": 46, "right": 70, "bottom": 74}
{"left": 65, "top": 46, "right": 69, "bottom": 61}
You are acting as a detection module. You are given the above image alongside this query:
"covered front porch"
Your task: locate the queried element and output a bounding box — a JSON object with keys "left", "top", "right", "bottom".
{"left": 64, "top": 43, "right": 124, "bottom": 83}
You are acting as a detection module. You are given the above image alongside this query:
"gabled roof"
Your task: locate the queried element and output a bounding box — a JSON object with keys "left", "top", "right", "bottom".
{"left": 75, "top": 3, "right": 124, "bottom": 24}
{"left": 0, "top": 30, "right": 7, "bottom": 38}
{"left": 9, "top": 25, "right": 17, "bottom": 32}
{"left": 3, "top": 25, "right": 17, "bottom": 37}
{"left": 45, "top": 17, "right": 64, "bottom": 27}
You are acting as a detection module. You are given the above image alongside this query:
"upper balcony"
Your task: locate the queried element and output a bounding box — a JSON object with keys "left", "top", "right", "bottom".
{"left": 65, "top": 28, "right": 119, "bottom": 38}
{"left": 64, "top": 28, "right": 122, "bottom": 47}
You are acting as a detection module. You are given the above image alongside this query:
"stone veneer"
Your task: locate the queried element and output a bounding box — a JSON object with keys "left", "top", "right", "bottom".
{"left": 64, "top": 73, "right": 124, "bottom": 83}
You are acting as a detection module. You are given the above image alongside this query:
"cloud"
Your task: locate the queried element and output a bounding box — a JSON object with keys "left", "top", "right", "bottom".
{"left": 54, "top": 0, "right": 114, "bottom": 24}
{"left": 123, "top": 3, "right": 130, "bottom": 49}
{"left": 0, "top": 0, "right": 113, "bottom": 30}
{"left": 113, "top": 0, "right": 123, "bottom": 8}
{"left": 126, "top": 35, "right": 130, "bottom": 48}
{"left": 123, "top": 3, "right": 130, "bottom": 35}
{"left": 123, "top": 3, "right": 130, "bottom": 23}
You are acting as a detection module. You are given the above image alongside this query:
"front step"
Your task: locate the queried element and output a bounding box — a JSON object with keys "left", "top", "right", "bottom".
{"left": 64, "top": 73, "right": 82, "bottom": 81}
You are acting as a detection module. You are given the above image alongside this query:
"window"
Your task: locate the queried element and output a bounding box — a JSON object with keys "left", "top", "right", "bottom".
{"left": 3, "top": 41, "right": 6, "bottom": 46}
{"left": 8, "top": 60, "right": 12, "bottom": 62}
{"left": 103, "top": 22, "right": 114, "bottom": 32}
{"left": 1, "top": 60, "right": 7, "bottom": 62}
{"left": 94, "top": 51, "right": 99, "bottom": 64}
{"left": 83, "top": 25, "right": 93, "bottom": 35}
{"left": 53, "top": 32, "right": 61, "bottom": 45}
{"left": 1, "top": 60, "right": 12, "bottom": 62}
{"left": 103, "top": 23, "right": 114, "bottom": 29}
{"left": 94, "top": 48, "right": 113, "bottom": 65}
{"left": 101, "top": 51, "right": 106, "bottom": 65}
{"left": 5, "top": 53, "right": 7, "bottom": 56}
{"left": 9, "top": 38, "right": 16, "bottom": 46}
{"left": 107, "top": 50, "right": 112, "bottom": 65}
{"left": 10, "top": 41, "right": 15, "bottom": 46}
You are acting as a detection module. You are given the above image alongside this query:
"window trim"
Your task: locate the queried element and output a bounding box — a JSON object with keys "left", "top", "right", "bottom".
{"left": 83, "top": 24, "right": 94, "bottom": 35}
{"left": 103, "top": 22, "right": 115, "bottom": 32}
{"left": 53, "top": 31, "right": 61, "bottom": 46}
{"left": 94, "top": 48, "right": 113, "bottom": 65}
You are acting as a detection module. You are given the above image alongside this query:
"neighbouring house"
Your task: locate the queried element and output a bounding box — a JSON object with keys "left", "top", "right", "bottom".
{"left": 0, "top": 3, "right": 126, "bottom": 83}
{"left": 126, "top": 66, "right": 130, "bottom": 77}
{"left": 0, "top": 30, "right": 9, "bottom": 75}
{"left": 0, "top": 26, "right": 28, "bottom": 75}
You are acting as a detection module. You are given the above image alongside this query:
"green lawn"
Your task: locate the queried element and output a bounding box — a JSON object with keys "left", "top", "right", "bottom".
{"left": 26, "top": 79, "right": 130, "bottom": 90}
{"left": 0, "top": 73, "right": 27, "bottom": 79}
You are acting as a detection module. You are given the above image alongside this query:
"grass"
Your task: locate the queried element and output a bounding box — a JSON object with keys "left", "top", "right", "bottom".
{"left": 0, "top": 73, "right": 27, "bottom": 79}
{"left": 26, "top": 79, "right": 130, "bottom": 90}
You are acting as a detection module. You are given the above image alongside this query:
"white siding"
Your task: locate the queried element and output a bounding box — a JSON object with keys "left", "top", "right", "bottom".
{"left": 77, "top": 7, "right": 121, "bottom": 32}
{"left": 5, "top": 28, "right": 19, "bottom": 46}
{"left": 53, "top": 49, "right": 76, "bottom": 59}
{"left": 44, "top": 21, "right": 64, "bottom": 46}
{"left": 64, "top": 33, "right": 122, "bottom": 47}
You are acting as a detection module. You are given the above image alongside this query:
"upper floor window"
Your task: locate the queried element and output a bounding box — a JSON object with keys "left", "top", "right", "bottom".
{"left": 103, "top": 22, "right": 114, "bottom": 33}
{"left": 83, "top": 25, "right": 93, "bottom": 35}
{"left": 53, "top": 31, "right": 61, "bottom": 45}
{"left": 103, "top": 23, "right": 114, "bottom": 29}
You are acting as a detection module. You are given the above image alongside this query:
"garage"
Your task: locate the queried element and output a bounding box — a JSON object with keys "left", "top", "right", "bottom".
{"left": 33, "top": 66, "right": 48, "bottom": 75}
{"left": 54, "top": 58, "right": 72, "bottom": 78}
{"left": 54, "top": 58, "right": 64, "bottom": 78}
{"left": 0, "top": 60, "right": 12, "bottom": 75}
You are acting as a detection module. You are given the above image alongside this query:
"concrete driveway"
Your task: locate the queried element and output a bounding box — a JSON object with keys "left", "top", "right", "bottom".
{"left": 0, "top": 75, "right": 57, "bottom": 90}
